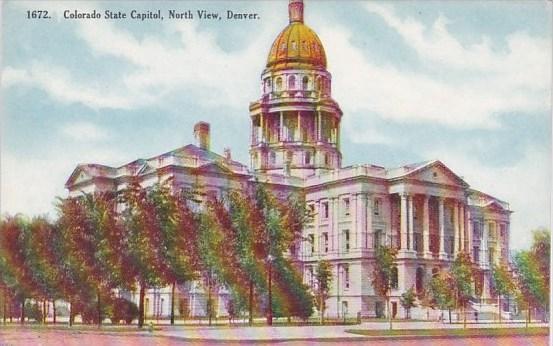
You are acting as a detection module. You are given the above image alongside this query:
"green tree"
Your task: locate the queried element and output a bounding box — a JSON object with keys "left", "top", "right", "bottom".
{"left": 513, "top": 229, "right": 550, "bottom": 324}
{"left": 315, "top": 260, "right": 332, "bottom": 324}
{"left": 400, "top": 287, "right": 417, "bottom": 319}
{"left": 491, "top": 263, "right": 515, "bottom": 323}
{"left": 450, "top": 252, "right": 473, "bottom": 328}
{"left": 121, "top": 180, "right": 173, "bottom": 328}
{"left": 427, "top": 271, "right": 455, "bottom": 323}
{"left": 371, "top": 245, "right": 397, "bottom": 330}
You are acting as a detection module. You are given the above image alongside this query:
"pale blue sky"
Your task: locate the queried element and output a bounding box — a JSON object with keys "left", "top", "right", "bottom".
{"left": 2, "top": 1, "right": 551, "bottom": 250}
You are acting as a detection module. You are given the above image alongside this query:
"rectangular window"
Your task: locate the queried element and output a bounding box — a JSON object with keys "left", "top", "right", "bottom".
{"left": 322, "top": 201, "right": 329, "bottom": 219}
{"left": 308, "top": 234, "right": 315, "bottom": 255}
{"left": 374, "top": 199, "right": 381, "bottom": 216}
{"left": 374, "top": 229, "right": 382, "bottom": 248}
{"left": 473, "top": 246, "right": 479, "bottom": 260}
{"left": 343, "top": 230, "right": 350, "bottom": 252}
{"left": 323, "top": 232, "right": 329, "bottom": 253}
{"left": 304, "top": 152, "right": 311, "bottom": 164}
{"left": 344, "top": 198, "right": 350, "bottom": 216}
{"left": 344, "top": 265, "right": 350, "bottom": 289}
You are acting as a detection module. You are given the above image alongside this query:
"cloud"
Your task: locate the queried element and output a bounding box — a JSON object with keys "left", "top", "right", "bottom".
{"left": 61, "top": 121, "right": 110, "bottom": 142}
{"left": 312, "top": 4, "right": 550, "bottom": 129}
{"left": 2, "top": 64, "right": 135, "bottom": 110}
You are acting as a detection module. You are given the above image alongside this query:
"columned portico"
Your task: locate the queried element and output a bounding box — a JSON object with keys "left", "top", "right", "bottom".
{"left": 407, "top": 195, "right": 414, "bottom": 252}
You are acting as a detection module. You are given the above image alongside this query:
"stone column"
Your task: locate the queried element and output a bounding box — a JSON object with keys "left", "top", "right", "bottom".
{"left": 279, "top": 111, "right": 284, "bottom": 141}
{"left": 453, "top": 201, "right": 459, "bottom": 255}
{"left": 400, "top": 194, "right": 408, "bottom": 250}
{"left": 438, "top": 197, "right": 446, "bottom": 258}
{"left": 422, "top": 195, "right": 431, "bottom": 258}
{"left": 329, "top": 197, "right": 335, "bottom": 251}
{"left": 260, "top": 113, "right": 264, "bottom": 143}
{"left": 408, "top": 195, "right": 414, "bottom": 251}
{"left": 467, "top": 211, "right": 473, "bottom": 260}
{"left": 460, "top": 204, "right": 465, "bottom": 252}
{"left": 317, "top": 111, "right": 322, "bottom": 142}
{"left": 333, "top": 197, "right": 339, "bottom": 252}
{"left": 482, "top": 221, "right": 489, "bottom": 269}
{"left": 352, "top": 194, "right": 358, "bottom": 249}
{"left": 297, "top": 111, "right": 301, "bottom": 141}
{"left": 366, "top": 195, "right": 373, "bottom": 248}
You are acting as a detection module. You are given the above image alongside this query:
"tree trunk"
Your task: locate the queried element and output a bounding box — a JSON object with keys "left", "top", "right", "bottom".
{"left": 20, "top": 298, "right": 25, "bottom": 324}
{"left": 267, "top": 261, "right": 272, "bottom": 326}
{"left": 42, "top": 300, "right": 47, "bottom": 324}
{"left": 387, "top": 296, "right": 392, "bottom": 330}
{"left": 208, "top": 273, "right": 212, "bottom": 326}
{"left": 53, "top": 299, "right": 56, "bottom": 324}
{"left": 170, "top": 281, "right": 175, "bottom": 325}
{"left": 97, "top": 289, "right": 102, "bottom": 328}
{"left": 2, "top": 287, "right": 6, "bottom": 324}
{"left": 448, "top": 308, "right": 452, "bottom": 324}
{"left": 319, "top": 292, "right": 324, "bottom": 325}
{"left": 138, "top": 283, "right": 145, "bottom": 328}
{"left": 248, "top": 280, "right": 253, "bottom": 326}
{"left": 498, "top": 295, "right": 501, "bottom": 323}
{"left": 69, "top": 298, "right": 73, "bottom": 327}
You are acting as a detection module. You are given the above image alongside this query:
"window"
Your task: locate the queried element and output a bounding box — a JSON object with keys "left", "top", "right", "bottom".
{"left": 288, "top": 75, "right": 296, "bottom": 90}
{"left": 308, "top": 234, "right": 315, "bottom": 255}
{"left": 473, "top": 246, "right": 479, "bottom": 261}
{"left": 374, "top": 229, "right": 382, "bottom": 248}
{"left": 276, "top": 77, "right": 283, "bottom": 90}
{"left": 324, "top": 153, "right": 330, "bottom": 166}
{"left": 323, "top": 232, "right": 329, "bottom": 253}
{"left": 489, "top": 247, "right": 494, "bottom": 264}
{"left": 315, "top": 76, "right": 321, "bottom": 91}
{"left": 305, "top": 151, "right": 311, "bottom": 164}
{"left": 308, "top": 204, "right": 315, "bottom": 216}
{"left": 391, "top": 267, "right": 398, "bottom": 289}
{"left": 287, "top": 151, "right": 293, "bottom": 162}
{"left": 307, "top": 266, "right": 314, "bottom": 288}
{"left": 344, "top": 265, "right": 350, "bottom": 289}
{"left": 302, "top": 76, "right": 309, "bottom": 90}
{"left": 322, "top": 201, "right": 329, "bottom": 219}
{"left": 374, "top": 198, "right": 381, "bottom": 216}
{"left": 343, "top": 198, "right": 350, "bottom": 216}
{"left": 343, "top": 230, "right": 350, "bottom": 252}
{"left": 270, "top": 152, "right": 276, "bottom": 165}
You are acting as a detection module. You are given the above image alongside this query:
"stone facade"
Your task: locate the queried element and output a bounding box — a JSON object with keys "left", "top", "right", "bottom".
{"left": 65, "top": 0, "right": 511, "bottom": 320}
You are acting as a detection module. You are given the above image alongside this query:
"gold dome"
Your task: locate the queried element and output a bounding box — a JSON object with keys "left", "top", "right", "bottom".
{"left": 266, "top": 1, "right": 327, "bottom": 70}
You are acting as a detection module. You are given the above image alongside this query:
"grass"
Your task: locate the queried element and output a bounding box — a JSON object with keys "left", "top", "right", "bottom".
{"left": 345, "top": 327, "right": 549, "bottom": 338}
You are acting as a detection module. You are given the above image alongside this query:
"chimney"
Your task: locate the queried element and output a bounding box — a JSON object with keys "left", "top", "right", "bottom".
{"left": 193, "top": 121, "right": 210, "bottom": 150}
{"left": 289, "top": 0, "right": 304, "bottom": 24}
{"left": 224, "top": 147, "right": 232, "bottom": 161}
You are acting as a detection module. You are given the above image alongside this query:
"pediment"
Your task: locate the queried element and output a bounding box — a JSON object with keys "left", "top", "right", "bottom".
{"left": 483, "top": 200, "right": 507, "bottom": 212}
{"left": 404, "top": 161, "right": 468, "bottom": 187}
{"left": 65, "top": 167, "right": 90, "bottom": 187}
{"left": 194, "top": 161, "right": 233, "bottom": 175}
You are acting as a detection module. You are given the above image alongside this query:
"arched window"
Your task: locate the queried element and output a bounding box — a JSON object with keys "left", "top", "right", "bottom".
{"left": 391, "top": 267, "right": 398, "bottom": 289}
{"left": 416, "top": 268, "right": 424, "bottom": 294}
{"left": 276, "top": 77, "right": 283, "bottom": 91}
{"left": 288, "top": 75, "right": 296, "bottom": 90}
{"left": 302, "top": 76, "right": 309, "bottom": 90}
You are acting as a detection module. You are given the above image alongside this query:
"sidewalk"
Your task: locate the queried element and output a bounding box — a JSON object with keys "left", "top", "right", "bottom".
{"left": 143, "top": 320, "right": 549, "bottom": 343}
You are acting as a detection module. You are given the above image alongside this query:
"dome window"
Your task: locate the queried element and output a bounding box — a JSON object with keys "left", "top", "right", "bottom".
{"left": 291, "top": 41, "right": 297, "bottom": 51}
{"left": 280, "top": 42, "right": 287, "bottom": 51}
{"left": 288, "top": 75, "right": 296, "bottom": 90}
{"left": 302, "top": 76, "right": 309, "bottom": 90}
{"left": 276, "top": 77, "right": 283, "bottom": 91}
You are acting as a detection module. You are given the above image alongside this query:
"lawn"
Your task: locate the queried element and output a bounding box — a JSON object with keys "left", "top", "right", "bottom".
{"left": 346, "top": 327, "right": 549, "bottom": 337}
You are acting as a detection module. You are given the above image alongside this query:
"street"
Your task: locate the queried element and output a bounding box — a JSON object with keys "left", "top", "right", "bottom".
{"left": 0, "top": 330, "right": 548, "bottom": 346}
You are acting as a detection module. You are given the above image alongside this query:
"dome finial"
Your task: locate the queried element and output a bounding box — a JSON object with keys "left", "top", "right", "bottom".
{"left": 289, "top": 0, "right": 304, "bottom": 23}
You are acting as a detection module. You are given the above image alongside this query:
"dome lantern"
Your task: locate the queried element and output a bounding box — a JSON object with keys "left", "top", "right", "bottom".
{"left": 289, "top": 0, "right": 304, "bottom": 24}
